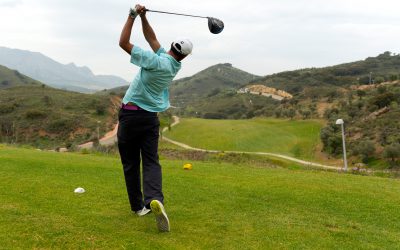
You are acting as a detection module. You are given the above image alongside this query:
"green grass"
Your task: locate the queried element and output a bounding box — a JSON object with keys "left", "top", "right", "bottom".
{"left": 1, "top": 145, "right": 400, "bottom": 249}
{"left": 165, "top": 118, "right": 323, "bottom": 160}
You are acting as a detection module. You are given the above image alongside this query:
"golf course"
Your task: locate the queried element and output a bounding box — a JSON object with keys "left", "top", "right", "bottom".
{"left": 1, "top": 145, "right": 400, "bottom": 249}
{"left": 164, "top": 118, "right": 324, "bottom": 160}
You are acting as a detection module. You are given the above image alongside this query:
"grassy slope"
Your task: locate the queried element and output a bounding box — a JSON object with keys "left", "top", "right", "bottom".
{"left": 0, "top": 65, "right": 40, "bottom": 89}
{"left": 165, "top": 118, "right": 323, "bottom": 160}
{"left": 1, "top": 145, "right": 400, "bottom": 249}
{"left": 0, "top": 85, "right": 115, "bottom": 148}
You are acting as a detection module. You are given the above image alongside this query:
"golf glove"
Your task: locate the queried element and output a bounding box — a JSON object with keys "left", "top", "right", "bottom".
{"left": 129, "top": 7, "right": 139, "bottom": 19}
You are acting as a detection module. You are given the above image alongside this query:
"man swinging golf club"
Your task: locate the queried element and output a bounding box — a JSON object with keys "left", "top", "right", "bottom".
{"left": 118, "top": 4, "right": 192, "bottom": 232}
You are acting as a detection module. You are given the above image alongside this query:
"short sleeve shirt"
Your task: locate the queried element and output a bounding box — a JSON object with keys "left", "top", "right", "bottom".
{"left": 122, "top": 46, "right": 181, "bottom": 112}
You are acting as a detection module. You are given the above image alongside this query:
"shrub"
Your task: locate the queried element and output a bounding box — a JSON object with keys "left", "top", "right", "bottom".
{"left": 352, "top": 140, "right": 376, "bottom": 163}
{"left": 0, "top": 104, "right": 15, "bottom": 114}
{"left": 203, "top": 112, "right": 226, "bottom": 119}
{"left": 25, "top": 110, "right": 47, "bottom": 119}
{"left": 320, "top": 125, "right": 342, "bottom": 155}
{"left": 370, "top": 92, "right": 395, "bottom": 109}
{"left": 96, "top": 105, "right": 107, "bottom": 115}
{"left": 47, "top": 118, "right": 75, "bottom": 133}
{"left": 383, "top": 143, "right": 400, "bottom": 163}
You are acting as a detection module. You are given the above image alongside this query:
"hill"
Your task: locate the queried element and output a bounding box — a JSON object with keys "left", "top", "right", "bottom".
{"left": 252, "top": 51, "right": 400, "bottom": 96}
{"left": 1, "top": 145, "right": 400, "bottom": 248}
{"left": 0, "top": 65, "right": 41, "bottom": 89}
{"left": 0, "top": 85, "right": 119, "bottom": 149}
{"left": 0, "top": 46, "right": 129, "bottom": 93}
{"left": 170, "top": 63, "right": 259, "bottom": 105}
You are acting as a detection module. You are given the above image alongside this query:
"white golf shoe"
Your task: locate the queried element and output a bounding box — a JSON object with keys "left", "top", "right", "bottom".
{"left": 135, "top": 207, "right": 151, "bottom": 217}
{"left": 150, "top": 200, "right": 170, "bottom": 232}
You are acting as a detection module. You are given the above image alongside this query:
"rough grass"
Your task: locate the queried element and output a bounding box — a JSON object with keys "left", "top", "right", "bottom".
{"left": 0, "top": 85, "right": 115, "bottom": 148}
{"left": 165, "top": 118, "right": 323, "bottom": 160}
{"left": 1, "top": 145, "right": 400, "bottom": 249}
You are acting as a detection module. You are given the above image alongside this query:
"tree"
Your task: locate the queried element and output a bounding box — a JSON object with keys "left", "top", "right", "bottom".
{"left": 370, "top": 92, "right": 395, "bottom": 109}
{"left": 320, "top": 125, "right": 342, "bottom": 155}
{"left": 287, "top": 109, "right": 296, "bottom": 120}
{"left": 274, "top": 108, "right": 282, "bottom": 118}
{"left": 356, "top": 90, "right": 366, "bottom": 100}
{"left": 352, "top": 140, "right": 376, "bottom": 163}
{"left": 300, "top": 109, "right": 311, "bottom": 119}
{"left": 383, "top": 143, "right": 400, "bottom": 163}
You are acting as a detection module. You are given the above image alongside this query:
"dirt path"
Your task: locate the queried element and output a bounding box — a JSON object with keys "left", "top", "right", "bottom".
{"left": 162, "top": 116, "right": 342, "bottom": 171}
{"left": 77, "top": 123, "right": 118, "bottom": 150}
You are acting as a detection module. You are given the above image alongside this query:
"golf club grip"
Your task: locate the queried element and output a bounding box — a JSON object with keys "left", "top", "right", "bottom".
{"left": 145, "top": 9, "right": 207, "bottom": 19}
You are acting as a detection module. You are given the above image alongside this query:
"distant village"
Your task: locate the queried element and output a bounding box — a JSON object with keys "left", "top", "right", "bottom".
{"left": 238, "top": 84, "right": 293, "bottom": 101}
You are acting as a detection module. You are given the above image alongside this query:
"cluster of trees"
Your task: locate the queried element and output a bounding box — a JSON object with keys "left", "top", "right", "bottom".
{"left": 320, "top": 84, "right": 400, "bottom": 167}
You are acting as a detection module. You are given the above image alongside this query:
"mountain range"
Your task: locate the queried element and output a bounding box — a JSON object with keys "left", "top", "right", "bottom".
{"left": 0, "top": 46, "right": 129, "bottom": 93}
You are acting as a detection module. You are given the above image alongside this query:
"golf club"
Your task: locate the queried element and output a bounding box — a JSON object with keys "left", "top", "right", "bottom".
{"left": 145, "top": 9, "right": 224, "bottom": 34}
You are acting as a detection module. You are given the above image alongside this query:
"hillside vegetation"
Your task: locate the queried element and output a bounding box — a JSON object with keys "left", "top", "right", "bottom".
{"left": 1, "top": 145, "right": 400, "bottom": 249}
{"left": 319, "top": 83, "right": 400, "bottom": 168}
{"left": 0, "top": 85, "right": 117, "bottom": 149}
{"left": 253, "top": 51, "right": 400, "bottom": 95}
{"left": 0, "top": 65, "right": 40, "bottom": 89}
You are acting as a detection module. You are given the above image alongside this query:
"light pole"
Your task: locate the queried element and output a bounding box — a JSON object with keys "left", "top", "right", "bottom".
{"left": 97, "top": 121, "right": 100, "bottom": 143}
{"left": 369, "top": 72, "right": 372, "bottom": 85}
{"left": 336, "top": 119, "right": 348, "bottom": 171}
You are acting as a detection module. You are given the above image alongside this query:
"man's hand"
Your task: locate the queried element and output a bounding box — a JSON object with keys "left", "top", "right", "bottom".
{"left": 129, "top": 6, "right": 139, "bottom": 19}
{"left": 129, "top": 4, "right": 146, "bottom": 19}
{"left": 135, "top": 4, "right": 147, "bottom": 18}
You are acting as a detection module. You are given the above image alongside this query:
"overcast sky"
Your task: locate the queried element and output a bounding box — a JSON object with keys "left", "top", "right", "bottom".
{"left": 1, "top": 0, "right": 400, "bottom": 81}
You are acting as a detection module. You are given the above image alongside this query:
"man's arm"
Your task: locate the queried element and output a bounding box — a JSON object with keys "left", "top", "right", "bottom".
{"left": 119, "top": 16, "right": 135, "bottom": 55}
{"left": 139, "top": 7, "right": 161, "bottom": 53}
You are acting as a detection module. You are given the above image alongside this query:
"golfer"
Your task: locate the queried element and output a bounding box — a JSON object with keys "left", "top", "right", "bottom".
{"left": 118, "top": 4, "right": 192, "bottom": 232}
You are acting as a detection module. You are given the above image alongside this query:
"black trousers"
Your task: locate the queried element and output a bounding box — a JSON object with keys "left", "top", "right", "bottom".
{"left": 117, "top": 108, "right": 164, "bottom": 212}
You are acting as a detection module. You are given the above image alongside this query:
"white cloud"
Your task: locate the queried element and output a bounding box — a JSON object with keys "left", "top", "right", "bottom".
{"left": 0, "top": 0, "right": 22, "bottom": 8}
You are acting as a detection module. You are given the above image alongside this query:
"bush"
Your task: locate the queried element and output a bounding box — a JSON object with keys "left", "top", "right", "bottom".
{"left": 383, "top": 143, "right": 400, "bottom": 163}
{"left": 47, "top": 118, "right": 75, "bottom": 133}
{"left": 370, "top": 92, "right": 395, "bottom": 109}
{"left": 352, "top": 140, "right": 376, "bottom": 163}
{"left": 96, "top": 105, "right": 107, "bottom": 115}
{"left": 203, "top": 112, "right": 226, "bottom": 119}
{"left": 25, "top": 110, "right": 47, "bottom": 119}
{"left": 0, "top": 104, "right": 15, "bottom": 114}
{"left": 320, "top": 125, "right": 342, "bottom": 155}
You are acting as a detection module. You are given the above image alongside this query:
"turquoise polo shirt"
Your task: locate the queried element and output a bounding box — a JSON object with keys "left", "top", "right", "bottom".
{"left": 122, "top": 46, "right": 181, "bottom": 112}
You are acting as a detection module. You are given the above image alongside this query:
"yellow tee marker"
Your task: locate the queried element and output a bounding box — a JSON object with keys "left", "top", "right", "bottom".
{"left": 183, "top": 163, "right": 193, "bottom": 170}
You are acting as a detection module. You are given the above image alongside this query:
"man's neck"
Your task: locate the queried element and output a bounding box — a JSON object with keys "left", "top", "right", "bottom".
{"left": 168, "top": 50, "right": 180, "bottom": 62}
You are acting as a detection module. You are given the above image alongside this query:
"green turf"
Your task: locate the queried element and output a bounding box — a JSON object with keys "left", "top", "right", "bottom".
{"left": 165, "top": 118, "right": 323, "bottom": 160}
{"left": 1, "top": 145, "right": 400, "bottom": 249}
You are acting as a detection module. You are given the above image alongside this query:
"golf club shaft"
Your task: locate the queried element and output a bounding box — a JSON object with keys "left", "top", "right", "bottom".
{"left": 145, "top": 9, "right": 208, "bottom": 19}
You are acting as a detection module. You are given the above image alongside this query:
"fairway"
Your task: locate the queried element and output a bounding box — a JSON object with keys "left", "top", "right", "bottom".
{"left": 165, "top": 118, "right": 323, "bottom": 159}
{"left": 1, "top": 145, "right": 400, "bottom": 249}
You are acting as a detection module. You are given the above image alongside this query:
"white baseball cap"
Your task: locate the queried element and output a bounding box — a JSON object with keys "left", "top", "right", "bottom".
{"left": 172, "top": 38, "right": 193, "bottom": 56}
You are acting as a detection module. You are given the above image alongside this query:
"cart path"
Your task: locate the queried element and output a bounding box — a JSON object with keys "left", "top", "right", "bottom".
{"left": 162, "top": 116, "right": 342, "bottom": 171}
{"left": 77, "top": 124, "right": 118, "bottom": 149}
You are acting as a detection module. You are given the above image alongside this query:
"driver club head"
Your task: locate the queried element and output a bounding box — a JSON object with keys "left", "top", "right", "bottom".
{"left": 208, "top": 17, "right": 224, "bottom": 34}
